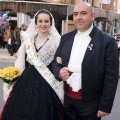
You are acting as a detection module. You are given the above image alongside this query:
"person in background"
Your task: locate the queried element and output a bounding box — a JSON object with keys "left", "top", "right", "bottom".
{"left": 16, "top": 27, "right": 21, "bottom": 52}
{"left": 0, "top": 27, "right": 3, "bottom": 48}
{"left": 0, "top": 9, "right": 64, "bottom": 120}
{"left": 10, "top": 26, "right": 21, "bottom": 56}
{"left": 52, "top": 2, "right": 119, "bottom": 120}
{"left": 116, "top": 31, "right": 120, "bottom": 49}
{"left": 20, "top": 23, "right": 28, "bottom": 43}
{"left": 4, "top": 25, "right": 13, "bottom": 53}
{"left": 1, "top": 29, "right": 6, "bottom": 49}
{"left": 10, "top": 26, "right": 18, "bottom": 56}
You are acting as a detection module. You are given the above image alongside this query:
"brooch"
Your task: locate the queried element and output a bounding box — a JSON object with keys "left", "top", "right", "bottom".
{"left": 36, "top": 52, "right": 39, "bottom": 57}
{"left": 88, "top": 44, "right": 93, "bottom": 50}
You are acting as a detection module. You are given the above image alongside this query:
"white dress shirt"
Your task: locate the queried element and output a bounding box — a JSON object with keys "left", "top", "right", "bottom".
{"left": 67, "top": 24, "right": 93, "bottom": 92}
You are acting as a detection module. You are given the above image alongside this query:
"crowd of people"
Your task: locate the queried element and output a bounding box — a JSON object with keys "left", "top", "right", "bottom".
{"left": 0, "top": 1, "right": 119, "bottom": 120}
{"left": 0, "top": 23, "right": 28, "bottom": 57}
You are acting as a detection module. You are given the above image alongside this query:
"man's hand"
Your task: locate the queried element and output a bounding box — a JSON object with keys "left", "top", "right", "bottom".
{"left": 97, "top": 110, "right": 109, "bottom": 117}
{"left": 59, "top": 67, "right": 69, "bottom": 81}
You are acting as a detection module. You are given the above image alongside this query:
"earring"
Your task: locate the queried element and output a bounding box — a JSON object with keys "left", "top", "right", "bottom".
{"left": 35, "top": 26, "right": 38, "bottom": 33}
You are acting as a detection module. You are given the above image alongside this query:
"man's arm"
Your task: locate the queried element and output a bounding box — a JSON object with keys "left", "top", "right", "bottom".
{"left": 52, "top": 41, "right": 63, "bottom": 81}
{"left": 99, "top": 37, "right": 119, "bottom": 114}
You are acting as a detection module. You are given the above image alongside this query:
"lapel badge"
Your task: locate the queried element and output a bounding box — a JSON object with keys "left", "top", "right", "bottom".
{"left": 88, "top": 44, "right": 93, "bottom": 50}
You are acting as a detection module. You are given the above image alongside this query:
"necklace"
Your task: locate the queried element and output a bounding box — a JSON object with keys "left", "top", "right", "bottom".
{"left": 34, "top": 38, "right": 49, "bottom": 57}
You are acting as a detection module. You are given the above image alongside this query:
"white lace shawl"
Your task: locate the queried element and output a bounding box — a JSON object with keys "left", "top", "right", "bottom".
{"left": 26, "top": 34, "right": 60, "bottom": 66}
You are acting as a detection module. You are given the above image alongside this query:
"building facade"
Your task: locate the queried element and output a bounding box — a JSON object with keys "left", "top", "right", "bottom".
{"left": 0, "top": 0, "right": 120, "bottom": 35}
{"left": 92, "top": 0, "right": 120, "bottom": 36}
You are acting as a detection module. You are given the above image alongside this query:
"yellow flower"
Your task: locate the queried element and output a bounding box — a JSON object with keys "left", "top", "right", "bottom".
{"left": 0, "top": 66, "right": 21, "bottom": 84}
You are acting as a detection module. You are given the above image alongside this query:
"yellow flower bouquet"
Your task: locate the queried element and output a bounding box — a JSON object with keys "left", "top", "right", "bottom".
{"left": 0, "top": 66, "right": 21, "bottom": 85}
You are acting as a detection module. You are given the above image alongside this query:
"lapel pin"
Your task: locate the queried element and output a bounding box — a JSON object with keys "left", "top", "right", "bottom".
{"left": 88, "top": 44, "right": 93, "bottom": 50}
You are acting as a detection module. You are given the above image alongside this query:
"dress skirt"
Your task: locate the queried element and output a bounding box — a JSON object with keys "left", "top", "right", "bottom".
{"left": 0, "top": 65, "right": 63, "bottom": 120}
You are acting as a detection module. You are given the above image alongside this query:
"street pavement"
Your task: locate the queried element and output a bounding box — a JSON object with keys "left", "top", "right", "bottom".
{"left": 0, "top": 48, "right": 16, "bottom": 67}
{"left": 0, "top": 48, "right": 120, "bottom": 119}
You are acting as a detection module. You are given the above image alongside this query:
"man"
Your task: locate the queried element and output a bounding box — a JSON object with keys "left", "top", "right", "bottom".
{"left": 20, "top": 23, "right": 28, "bottom": 43}
{"left": 116, "top": 32, "right": 120, "bottom": 49}
{"left": 52, "top": 2, "right": 119, "bottom": 120}
{"left": 15, "top": 27, "right": 21, "bottom": 52}
{"left": 0, "top": 27, "right": 3, "bottom": 48}
{"left": 10, "top": 26, "right": 21, "bottom": 56}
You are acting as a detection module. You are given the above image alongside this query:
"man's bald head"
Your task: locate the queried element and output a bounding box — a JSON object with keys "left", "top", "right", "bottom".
{"left": 74, "top": 2, "right": 93, "bottom": 15}
{"left": 73, "top": 2, "right": 95, "bottom": 32}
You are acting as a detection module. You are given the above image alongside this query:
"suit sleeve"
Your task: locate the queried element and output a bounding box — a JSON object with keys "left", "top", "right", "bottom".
{"left": 99, "top": 37, "right": 119, "bottom": 113}
{"left": 52, "top": 36, "right": 65, "bottom": 81}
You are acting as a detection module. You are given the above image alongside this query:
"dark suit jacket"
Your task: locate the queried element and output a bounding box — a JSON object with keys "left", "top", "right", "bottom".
{"left": 52, "top": 26, "right": 119, "bottom": 113}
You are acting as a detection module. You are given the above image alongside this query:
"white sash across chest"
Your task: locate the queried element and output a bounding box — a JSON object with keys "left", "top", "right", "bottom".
{"left": 26, "top": 40, "right": 64, "bottom": 104}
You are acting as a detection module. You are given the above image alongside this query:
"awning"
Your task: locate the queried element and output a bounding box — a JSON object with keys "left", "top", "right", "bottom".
{"left": 0, "top": 1, "right": 120, "bottom": 21}
{"left": 0, "top": 1, "right": 74, "bottom": 16}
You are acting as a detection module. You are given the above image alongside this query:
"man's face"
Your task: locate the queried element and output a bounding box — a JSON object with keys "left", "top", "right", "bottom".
{"left": 24, "top": 25, "right": 28, "bottom": 31}
{"left": 21, "top": 24, "right": 28, "bottom": 31}
{"left": 73, "top": 2, "right": 95, "bottom": 32}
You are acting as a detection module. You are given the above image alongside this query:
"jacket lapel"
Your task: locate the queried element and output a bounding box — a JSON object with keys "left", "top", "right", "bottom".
{"left": 83, "top": 27, "right": 97, "bottom": 61}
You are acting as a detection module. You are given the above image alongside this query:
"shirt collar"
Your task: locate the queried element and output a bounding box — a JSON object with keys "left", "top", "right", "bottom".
{"left": 76, "top": 24, "right": 93, "bottom": 37}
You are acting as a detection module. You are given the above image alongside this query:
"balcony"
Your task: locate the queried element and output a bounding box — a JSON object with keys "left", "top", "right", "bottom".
{"left": 14, "top": 0, "right": 73, "bottom": 4}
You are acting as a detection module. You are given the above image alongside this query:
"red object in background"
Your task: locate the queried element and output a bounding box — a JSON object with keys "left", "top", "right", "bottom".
{"left": 116, "top": 32, "right": 120, "bottom": 44}
{"left": 2, "top": 37, "right": 5, "bottom": 41}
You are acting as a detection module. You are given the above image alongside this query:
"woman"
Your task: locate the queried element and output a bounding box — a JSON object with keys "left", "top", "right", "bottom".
{"left": 0, "top": 9, "right": 64, "bottom": 120}
{"left": 10, "top": 26, "right": 18, "bottom": 56}
{"left": 4, "top": 25, "right": 13, "bottom": 52}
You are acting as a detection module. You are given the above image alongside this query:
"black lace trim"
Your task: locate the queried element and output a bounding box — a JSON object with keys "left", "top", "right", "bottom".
{"left": 34, "top": 38, "right": 49, "bottom": 52}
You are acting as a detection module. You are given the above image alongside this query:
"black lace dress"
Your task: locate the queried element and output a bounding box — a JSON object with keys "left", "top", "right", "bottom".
{"left": 0, "top": 60, "right": 64, "bottom": 120}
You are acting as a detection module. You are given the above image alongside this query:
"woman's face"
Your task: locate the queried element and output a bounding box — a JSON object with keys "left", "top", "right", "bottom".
{"left": 36, "top": 13, "right": 51, "bottom": 33}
